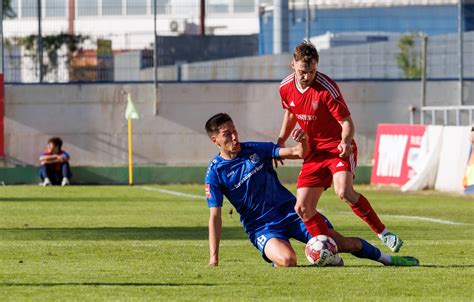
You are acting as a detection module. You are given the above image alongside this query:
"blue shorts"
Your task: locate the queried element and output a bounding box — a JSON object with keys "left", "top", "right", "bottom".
{"left": 248, "top": 211, "right": 334, "bottom": 263}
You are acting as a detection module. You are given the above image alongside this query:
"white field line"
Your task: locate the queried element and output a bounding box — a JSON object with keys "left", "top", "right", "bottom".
{"left": 141, "top": 187, "right": 471, "bottom": 226}
{"left": 380, "top": 214, "right": 471, "bottom": 226}
{"left": 141, "top": 186, "right": 204, "bottom": 200}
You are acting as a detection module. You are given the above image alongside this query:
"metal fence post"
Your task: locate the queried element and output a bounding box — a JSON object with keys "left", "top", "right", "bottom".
{"left": 37, "top": 0, "right": 44, "bottom": 83}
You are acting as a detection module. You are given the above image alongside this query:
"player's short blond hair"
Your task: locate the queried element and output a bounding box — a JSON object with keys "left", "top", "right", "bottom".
{"left": 293, "top": 41, "right": 319, "bottom": 64}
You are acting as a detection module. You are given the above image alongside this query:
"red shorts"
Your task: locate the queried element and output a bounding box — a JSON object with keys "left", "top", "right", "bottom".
{"left": 297, "top": 143, "right": 358, "bottom": 189}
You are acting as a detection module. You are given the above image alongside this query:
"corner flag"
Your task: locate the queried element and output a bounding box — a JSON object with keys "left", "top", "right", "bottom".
{"left": 125, "top": 93, "right": 139, "bottom": 120}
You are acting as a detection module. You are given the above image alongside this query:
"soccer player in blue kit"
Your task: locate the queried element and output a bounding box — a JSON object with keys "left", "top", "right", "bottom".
{"left": 204, "top": 113, "right": 419, "bottom": 267}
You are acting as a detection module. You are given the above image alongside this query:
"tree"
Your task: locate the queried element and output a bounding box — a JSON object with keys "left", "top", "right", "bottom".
{"left": 395, "top": 35, "right": 422, "bottom": 79}
{"left": 7, "top": 33, "right": 90, "bottom": 81}
{"left": 3, "top": 0, "right": 16, "bottom": 18}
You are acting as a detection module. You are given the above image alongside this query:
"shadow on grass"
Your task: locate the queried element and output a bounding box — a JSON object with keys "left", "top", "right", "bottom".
{"left": 0, "top": 227, "right": 247, "bottom": 241}
{"left": 0, "top": 282, "right": 215, "bottom": 287}
{"left": 297, "top": 264, "right": 474, "bottom": 268}
{"left": 0, "top": 197, "right": 171, "bottom": 203}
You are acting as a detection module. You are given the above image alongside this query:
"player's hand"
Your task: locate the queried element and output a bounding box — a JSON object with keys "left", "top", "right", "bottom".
{"left": 291, "top": 128, "right": 307, "bottom": 143}
{"left": 337, "top": 141, "right": 352, "bottom": 158}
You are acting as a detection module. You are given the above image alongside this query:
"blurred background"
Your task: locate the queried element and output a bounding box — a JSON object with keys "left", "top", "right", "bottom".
{"left": 2, "top": 0, "right": 473, "bottom": 83}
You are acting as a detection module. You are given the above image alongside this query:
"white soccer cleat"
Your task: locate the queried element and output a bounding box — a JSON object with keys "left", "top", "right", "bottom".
{"left": 381, "top": 231, "right": 403, "bottom": 253}
{"left": 42, "top": 178, "right": 52, "bottom": 186}
{"left": 61, "top": 177, "right": 70, "bottom": 186}
{"left": 328, "top": 254, "right": 344, "bottom": 266}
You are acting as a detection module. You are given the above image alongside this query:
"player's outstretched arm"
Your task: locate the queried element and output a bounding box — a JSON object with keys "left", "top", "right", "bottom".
{"left": 278, "top": 128, "right": 310, "bottom": 160}
{"left": 208, "top": 207, "right": 222, "bottom": 267}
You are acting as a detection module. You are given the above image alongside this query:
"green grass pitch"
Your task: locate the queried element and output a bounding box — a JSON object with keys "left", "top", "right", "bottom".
{"left": 0, "top": 185, "right": 472, "bottom": 301}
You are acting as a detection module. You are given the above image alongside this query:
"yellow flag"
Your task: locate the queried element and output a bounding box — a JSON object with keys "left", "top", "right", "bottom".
{"left": 125, "top": 93, "right": 139, "bottom": 120}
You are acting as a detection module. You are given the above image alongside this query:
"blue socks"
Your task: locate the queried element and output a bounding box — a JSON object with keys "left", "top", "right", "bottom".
{"left": 351, "top": 238, "right": 382, "bottom": 261}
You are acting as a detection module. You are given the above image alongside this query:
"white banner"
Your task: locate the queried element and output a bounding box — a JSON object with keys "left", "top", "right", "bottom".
{"left": 401, "top": 126, "right": 444, "bottom": 192}
{"left": 434, "top": 126, "right": 472, "bottom": 193}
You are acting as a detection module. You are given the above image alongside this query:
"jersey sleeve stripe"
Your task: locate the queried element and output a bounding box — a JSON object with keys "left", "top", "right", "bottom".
{"left": 279, "top": 73, "right": 294, "bottom": 88}
{"left": 316, "top": 74, "right": 340, "bottom": 99}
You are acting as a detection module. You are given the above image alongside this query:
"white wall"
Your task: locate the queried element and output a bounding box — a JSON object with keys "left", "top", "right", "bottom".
{"left": 4, "top": 81, "right": 473, "bottom": 166}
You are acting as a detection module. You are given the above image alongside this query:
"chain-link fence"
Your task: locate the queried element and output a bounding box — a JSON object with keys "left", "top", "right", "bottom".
{"left": 2, "top": 0, "right": 474, "bottom": 83}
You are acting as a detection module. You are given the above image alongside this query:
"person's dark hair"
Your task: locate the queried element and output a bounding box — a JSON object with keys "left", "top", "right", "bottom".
{"left": 48, "top": 137, "right": 63, "bottom": 150}
{"left": 205, "top": 113, "right": 233, "bottom": 136}
{"left": 293, "top": 40, "right": 319, "bottom": 64}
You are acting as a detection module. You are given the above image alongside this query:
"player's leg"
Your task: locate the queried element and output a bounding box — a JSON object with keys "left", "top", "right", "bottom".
{"left": 61, "top": 162, "right": 72, "bottom": 186}
{"left": 295, "top": 187, "right": 330, "bottom": 237}
{"left": 333, "top": 170, "right": 385, "bottom": 234}
{"left": 264, "top": 238, "right": 297, "bottom": 267}
{"left": 252, "top": 229, "right": 298, "bottom": 267}
{"left": 38, "top": 165, "right": 51, "bottom": 186}
{"left": 334, "top": 171, "right": 404, "bottom": 252}
{"left": 333, "top": 171, "right": 403, "bottom": 252}
{"left": 332, "top": 154, "right": 403, "bottom": 253}
{"left": 328, "top": 229, "right": 418, "bottom": 266}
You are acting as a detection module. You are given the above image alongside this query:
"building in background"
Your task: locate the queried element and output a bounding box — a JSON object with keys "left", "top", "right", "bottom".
{"left": 4, "top": 0, "right": 260, "bottom": 49}
{"left": 259, "top": 0, "right": 474, "bottom": 54}
{"left": 2, "top": 0, "right": 474, "bottom": 82}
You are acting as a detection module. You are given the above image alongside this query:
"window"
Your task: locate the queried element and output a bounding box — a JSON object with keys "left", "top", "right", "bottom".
{"left": 77, "top": 0, "right": 98, "bottom": 16}
{"left": 172, "top": 0, "right": 194, "bottom": 15}
{"left": 22, "top": 0, "right": 38, "bottom": 17}
{"left": 45, "top": 0, "right": 66, "bottom": 17}
{"left": 126, "top": 0, "right": 146, "bottom": 15}
{"left": 234, "top": 0, "right": 254, "bottom": 13}
{"left": 157, "top": 0, "right": 170, "bottom": 15}
{"left": 207, "top": 0, "right": 229, "bottom": 14}
{"left": 9, "top": 0, "right": 19, "bottom": 18}
{"left": 102, "top": 0, "right": 122, "bottom": 15}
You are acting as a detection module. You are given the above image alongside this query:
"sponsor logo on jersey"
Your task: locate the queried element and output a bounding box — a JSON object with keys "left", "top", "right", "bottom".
{"left": 296, "top": 114, "right": 317, "bottom": 121}
{"left": 249, "top": 153, "right": 260, "bottom": 163}
{"left": 290, "top": 101, "right": 296, "bottom": 107}
{"left": 227, "top": 170, "right": 235, "bottom": 177}
{"left": 336, "top": 161, "right": 345, "bottom": 168}
{"left": 205, "top": 184, "right": 211, "bottom": 198}
{"left": 311, "top": 100, "right": 318, "bottom": 110}
{"left": 234, "top": 163, "right": 264, "bottom": 189}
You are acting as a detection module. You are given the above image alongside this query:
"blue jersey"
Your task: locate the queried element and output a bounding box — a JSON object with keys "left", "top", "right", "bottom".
{"left": 205, "top": 142, "right": 296, "bottom": 233}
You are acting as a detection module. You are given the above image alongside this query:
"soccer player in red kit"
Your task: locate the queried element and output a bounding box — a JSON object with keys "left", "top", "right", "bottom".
{"left": 277, "top": 41, "right": 403, "bottom": 253}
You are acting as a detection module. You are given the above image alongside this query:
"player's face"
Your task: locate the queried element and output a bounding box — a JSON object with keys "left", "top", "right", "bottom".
{"left": 47, "top": 142, "right": 59, "bottom": 154}
{"left": 212, "top": 121, "right": 241, "bottom": 157}
{"left": 292, "top": 59, "right": 318, "bottom": 88}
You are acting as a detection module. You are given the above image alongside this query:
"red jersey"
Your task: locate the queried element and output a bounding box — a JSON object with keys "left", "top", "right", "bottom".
{"left": 279, "top": 72, "right": 353, "bottom": 153}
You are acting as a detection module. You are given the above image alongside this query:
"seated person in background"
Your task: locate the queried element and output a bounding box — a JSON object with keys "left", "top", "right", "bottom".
{"left": 39, "top": 137, "right": 72, "bottom": 186}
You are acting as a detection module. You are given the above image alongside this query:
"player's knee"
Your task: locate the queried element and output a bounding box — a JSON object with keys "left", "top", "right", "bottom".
{"left": 335, "top": 188, "right": 349, "bottom": 202}
{"left": 336, "top": 188, "right": 357, "bottom": 204}
{"left": 294, "top": 204, "right": 307, "bottom": 218}
{"left": 274, "top": 253, "right": 297, "bottom": 267}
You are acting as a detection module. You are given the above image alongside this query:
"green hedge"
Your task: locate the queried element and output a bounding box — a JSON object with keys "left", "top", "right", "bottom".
{"left": 0, "top": 165, "right": 372, "bottom": 185}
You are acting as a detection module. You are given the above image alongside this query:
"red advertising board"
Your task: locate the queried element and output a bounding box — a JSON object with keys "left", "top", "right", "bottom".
{"left": 371, "top": 124, "right": 426, "bottom": 186}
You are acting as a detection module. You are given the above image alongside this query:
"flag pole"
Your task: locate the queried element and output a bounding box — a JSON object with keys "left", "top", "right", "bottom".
{"left": 128, "top": 118, "right": 133, "bottom": 186}
{"left": 124, "top": 91, "right": 139, "bottom": 186}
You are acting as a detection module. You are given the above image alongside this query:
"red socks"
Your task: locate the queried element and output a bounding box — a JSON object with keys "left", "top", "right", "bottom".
{"left": 350, "top": 194, "right": 385, "bottom": 234}
{"left": 304, "top": 213, "right": 330, "bottom": 237}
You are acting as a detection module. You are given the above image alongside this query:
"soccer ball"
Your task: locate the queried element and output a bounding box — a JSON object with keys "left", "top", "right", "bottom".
{"left": 305, "top": 235, "right": 338, "bottom": 266}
